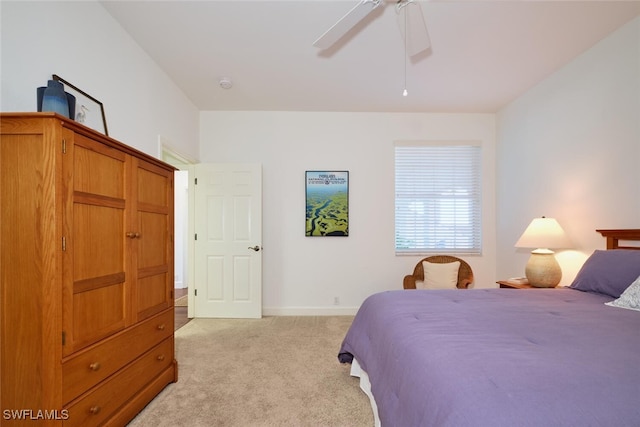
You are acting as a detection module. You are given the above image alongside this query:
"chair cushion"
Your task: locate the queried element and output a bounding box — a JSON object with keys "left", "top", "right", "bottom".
{"left": 418, "top": 261, "right": 460, "bottom": 290}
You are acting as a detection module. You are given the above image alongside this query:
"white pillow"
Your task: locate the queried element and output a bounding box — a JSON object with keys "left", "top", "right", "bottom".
{"left": 605, "top": 275, "right": 640, "bottom": 311}
{"left": 418, "top": 261, "right": 460, "bottom": 290}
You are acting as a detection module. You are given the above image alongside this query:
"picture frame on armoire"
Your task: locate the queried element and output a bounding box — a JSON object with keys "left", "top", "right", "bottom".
{"left": 305, "top": 170, "right": 349, "bottom": 237}
{"left": 53, "top": 74, "right": 108, "bottom": 136}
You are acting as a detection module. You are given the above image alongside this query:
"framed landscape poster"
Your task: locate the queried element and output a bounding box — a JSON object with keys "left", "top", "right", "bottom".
{"left": 305, "top": 171, "right": 349, "bottom": 237}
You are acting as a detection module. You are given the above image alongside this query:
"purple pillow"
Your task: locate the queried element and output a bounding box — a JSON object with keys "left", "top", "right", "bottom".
{"left": 570, "top": 249, "right": 640, "bottom": 298}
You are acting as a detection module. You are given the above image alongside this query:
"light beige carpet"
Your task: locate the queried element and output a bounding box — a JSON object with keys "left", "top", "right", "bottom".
{"left": 127, "top": 316, "right": 373, "bottom": 427}
{"left": 174, "top": 295, "right": 188, "bottom": 307}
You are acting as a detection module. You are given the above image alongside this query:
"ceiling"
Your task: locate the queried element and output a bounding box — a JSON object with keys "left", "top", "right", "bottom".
{"left": 100, "top": 0, "right": 640, "bottom": 113}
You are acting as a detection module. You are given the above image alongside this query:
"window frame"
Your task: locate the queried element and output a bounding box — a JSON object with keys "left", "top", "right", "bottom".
{"left": 394, "top": 141, "right": 482, "bottom": 256}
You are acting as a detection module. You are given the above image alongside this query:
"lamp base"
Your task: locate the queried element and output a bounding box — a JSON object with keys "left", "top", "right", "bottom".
{"left": 524, "top": 251, "right": 561, "bottom": 288}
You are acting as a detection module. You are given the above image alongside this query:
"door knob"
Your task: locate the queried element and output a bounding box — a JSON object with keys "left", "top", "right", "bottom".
{"left": 248, "top": 245, "right": 261, "bottom": 252}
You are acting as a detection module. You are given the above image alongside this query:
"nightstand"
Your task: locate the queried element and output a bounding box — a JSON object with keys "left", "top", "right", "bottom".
{"left": 497, "top": 280, "right": 534, "bottom": 289}
{"left": 497, "top": 280, "right": 559, "bottom": 289}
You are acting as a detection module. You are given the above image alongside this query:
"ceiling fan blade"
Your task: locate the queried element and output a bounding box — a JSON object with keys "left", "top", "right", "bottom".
{"left": 313, "top": 0, "right": 383, "bottom": 49}
{"left": 397, "top": 1, "right": 431, "bottom": 57}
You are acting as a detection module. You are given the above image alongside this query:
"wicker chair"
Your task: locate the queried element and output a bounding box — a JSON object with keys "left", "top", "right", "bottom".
{"left": 403, "top": 255, "right": 474, "bottom": 289}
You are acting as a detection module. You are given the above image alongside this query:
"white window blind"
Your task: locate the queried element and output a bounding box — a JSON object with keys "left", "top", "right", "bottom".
{"left": 395, "top": 143, "right": 482, "bottom": 255}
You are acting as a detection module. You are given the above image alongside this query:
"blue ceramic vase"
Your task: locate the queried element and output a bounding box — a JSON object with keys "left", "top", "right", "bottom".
{"left": 39, "top": 80, "right": 70, "bottom": 118}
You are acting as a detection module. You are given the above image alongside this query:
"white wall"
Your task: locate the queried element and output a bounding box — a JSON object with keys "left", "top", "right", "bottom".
{"left": 200, "top": 112, "right": 496, "bottom": 314}
{"left": 1, "top": 1, "right": 199, "bottom": 160}
{"left": 4, "top": 1, "right": 636, "bottom": 313}
{"left": 496, "top": 17, "right": 640, "bottom": 285}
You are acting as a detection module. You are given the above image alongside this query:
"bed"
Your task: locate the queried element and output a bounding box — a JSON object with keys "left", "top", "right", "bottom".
{"left": 338, "top": 229, "right": 640, "bottom": 426}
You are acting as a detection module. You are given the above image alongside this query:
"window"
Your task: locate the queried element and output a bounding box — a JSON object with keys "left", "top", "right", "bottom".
{"left": 395, "top": 142, "right": 481, "bottom": 255}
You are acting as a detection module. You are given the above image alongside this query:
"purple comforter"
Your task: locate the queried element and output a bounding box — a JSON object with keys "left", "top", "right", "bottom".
{"left": 338, "top": 289, "right": 640, "bottom": 426}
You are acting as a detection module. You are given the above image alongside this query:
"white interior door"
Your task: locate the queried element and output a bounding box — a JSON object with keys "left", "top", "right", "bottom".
{"left": 193, "top": 163, "right": 262, "bottom": 318}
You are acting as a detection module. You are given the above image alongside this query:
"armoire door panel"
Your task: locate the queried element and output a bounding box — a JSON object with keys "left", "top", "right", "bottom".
{"left": 73, "top": 134, "right": 126, "bottom": 199}
{"left": 137, "top": 166, "right": 169, "bottom": 207}
{"left": 73, "top": 203, "right": 125, "bottom": 280}
{"left": 138, "top": 211, "right": 168, "bottom": 267}
{"left": 137, "top": 273, "right": 170, "bottom": 320}
{"left": 71, "top": 283, "right": 126, "bottom": 351}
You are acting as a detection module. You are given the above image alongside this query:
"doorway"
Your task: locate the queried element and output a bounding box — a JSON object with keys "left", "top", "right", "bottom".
{"left": 160, "top": 138, "right": 196, "bottom": 326}
{"left": 160, "top": 140, "right": 263, "bottom": 320}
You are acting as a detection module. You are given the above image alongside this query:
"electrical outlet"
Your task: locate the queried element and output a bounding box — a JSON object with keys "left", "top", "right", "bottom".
{"left": 334, "top": 296, "right": 340, "bottom": 306}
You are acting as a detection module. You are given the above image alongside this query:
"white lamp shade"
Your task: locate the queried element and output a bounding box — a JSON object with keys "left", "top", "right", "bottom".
{"left": 515, "top": 217, "right": 571, "bottom": 250}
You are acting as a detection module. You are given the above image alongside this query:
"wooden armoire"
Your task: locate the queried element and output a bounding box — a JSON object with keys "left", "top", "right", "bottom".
{"left": 0, "top": 113, "right": 177, "bottom": 426}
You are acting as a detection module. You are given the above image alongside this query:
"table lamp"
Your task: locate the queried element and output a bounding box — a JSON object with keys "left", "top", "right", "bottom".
{"left": 515, "top": 217, "right": 571, "bottom": 287}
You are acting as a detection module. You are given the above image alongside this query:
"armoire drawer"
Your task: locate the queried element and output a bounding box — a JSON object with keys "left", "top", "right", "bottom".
{"left": 64, "top": 337, "right": 173, "bottom": 427}
{"left": 63, "top": 309, "right": 173, "bottom": 403}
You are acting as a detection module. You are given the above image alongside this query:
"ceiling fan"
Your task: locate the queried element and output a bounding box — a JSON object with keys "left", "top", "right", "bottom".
{"left": 313, "top": 0, "right": 431, "bottom": 57}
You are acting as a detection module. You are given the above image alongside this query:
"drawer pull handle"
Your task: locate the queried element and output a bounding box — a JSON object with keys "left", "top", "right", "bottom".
{"left": 89, "top": 406, "right": 101, "bottom": 415}
{"left": 89, "top": 362, "right": 101, "bottom": 371}
{"left": 126, "top": 232, "right": 141, "bottom": 238}
{"left": 157, "top": 354, "right": 166, "bottom": 361}
{"left": 157, "top": 324, "right": 166, "bottom": 331}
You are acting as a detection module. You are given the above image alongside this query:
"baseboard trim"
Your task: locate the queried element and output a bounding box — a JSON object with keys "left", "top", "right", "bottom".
{"left": 263, "top": 306, "right": 359, "bottom": 316}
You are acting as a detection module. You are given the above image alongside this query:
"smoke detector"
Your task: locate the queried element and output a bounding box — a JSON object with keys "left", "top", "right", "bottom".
{"left": 219, "top": 77, "right": 233, "bottom": 89}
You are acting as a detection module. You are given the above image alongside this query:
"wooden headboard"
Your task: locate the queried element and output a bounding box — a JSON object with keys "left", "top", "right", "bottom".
{"left": 596, "top": 229, "right": 640, "bottom": 250}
